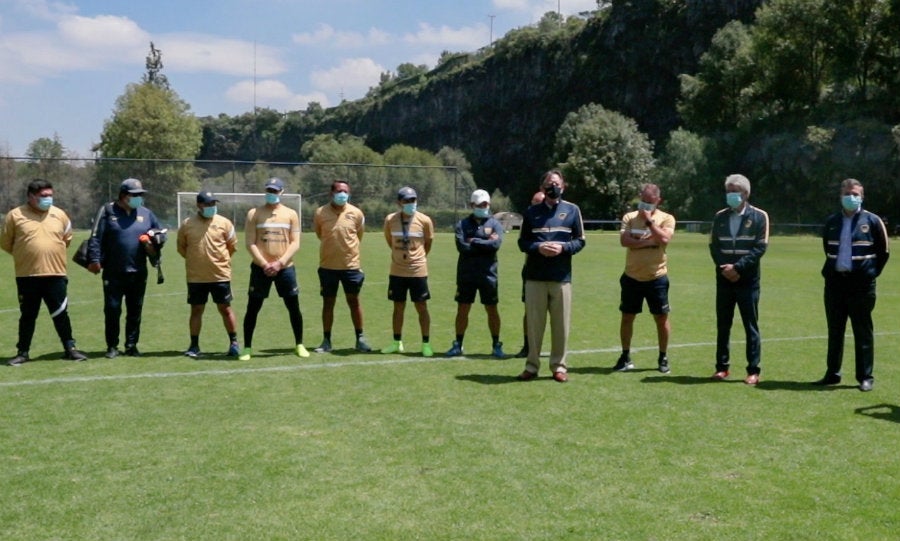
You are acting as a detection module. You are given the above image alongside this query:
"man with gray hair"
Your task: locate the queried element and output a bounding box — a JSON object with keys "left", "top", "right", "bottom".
{"left": 709, "top": 174, "right": 769, "bottom": 385}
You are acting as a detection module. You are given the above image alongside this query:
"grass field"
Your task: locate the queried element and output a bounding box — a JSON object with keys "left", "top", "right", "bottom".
{"left": 2, "top": 229, "right": 899, "bottom": 540}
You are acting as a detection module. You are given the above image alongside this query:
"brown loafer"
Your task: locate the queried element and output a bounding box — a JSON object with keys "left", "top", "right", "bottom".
{"left": 744, "top": 373, "right": 759, "bottom": 386}
{"left": 712, "top": 370, "right": 729, "bottom": 381}
{"left": 517, "top": 370, "right": 537, "bottom": 381}
{"left": 552, "top": 371, "right": 568, "bottom": 383}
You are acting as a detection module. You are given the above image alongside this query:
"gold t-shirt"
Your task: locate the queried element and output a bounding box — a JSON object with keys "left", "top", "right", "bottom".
{"left": 620, "top": 209, "right": 676, "bottom": 281}
{"left": 314, "top": 202, "right": 365, "bottom": 270}
{"left": 177, "top": 213, "right": 238, "bottom": 283}
{"left": 0, "top": 204, "right": 72, "bottom": 277}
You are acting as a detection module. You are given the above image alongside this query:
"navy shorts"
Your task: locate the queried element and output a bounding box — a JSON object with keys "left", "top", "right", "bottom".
{"left": 248, "top": 264, "right": 299, "bottom": 299}
{"left": 619, "top": 274, "right": 670, "bottom": 315}
{"left": 387, "top": 275, "right": 430, "bottom": 302}
{"left": 187, "top": 282, "right": 234, "bottom": 305}
{"left": 318, "top": 268, "right": 365, "bottom": 297}
{"left": 455, "top": 277, "right": 499, "bottom": 305}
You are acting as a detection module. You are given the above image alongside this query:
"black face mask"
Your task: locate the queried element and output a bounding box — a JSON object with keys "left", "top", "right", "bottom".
{"left": 544, "top": 185, "right": 562, "bottom": 199}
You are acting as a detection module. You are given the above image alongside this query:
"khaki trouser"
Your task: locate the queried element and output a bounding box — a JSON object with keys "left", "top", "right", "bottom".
{"left": 524, "top": 280, "right": 572, "bottom": 375}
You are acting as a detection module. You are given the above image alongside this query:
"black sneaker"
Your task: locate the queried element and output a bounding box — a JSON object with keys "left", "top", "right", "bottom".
{"left": 515, "top": 346, "right": 528, "bottom": 358}
{"left": 7, "top": 352, "right": 29, "bottom": 366}
{"left": 124, "top": 345, "right": 141, "bottom": 357}
{"left": 63, "top": 348, "right": 88, "bottom": 361}
{"left": 105, "top": 347, "right": 119, "bottom": 359}
{"left": 613, "top": 354, "right": 634, "bottom": 372}
{"left": 657, "top": 356, "right": 670, "bottom": 374}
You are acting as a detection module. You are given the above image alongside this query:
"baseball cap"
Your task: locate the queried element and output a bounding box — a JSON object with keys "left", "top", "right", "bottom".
{"left": 197, "top": 191, "right": 219, "bottom": 205}
{"left": 470, "top": 189, "right": 490, "bottom": 205}
{"left": 265, "top": 177, "right": 285, "bottom": 191}
{"left": 397, "top": 186, "right": 417, "bottom": 201}
{"left": 120, "top": 178, "right": 148, "bottom": 194}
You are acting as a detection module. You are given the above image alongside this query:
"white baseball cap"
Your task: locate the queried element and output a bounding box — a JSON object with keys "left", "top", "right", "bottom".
{"left": 470, "top": 189, "right": 490, "bottom": 205}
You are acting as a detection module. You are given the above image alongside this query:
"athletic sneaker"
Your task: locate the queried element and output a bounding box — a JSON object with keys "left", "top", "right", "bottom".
{"left": 515, "top": 345, "right": 528, "bottom": 358}
{"left": 7, "top": 352, "right": 29, "bottom": 366}
{"left": 444, "top": 341, "right": 463, "bottom": 357}
{"left": 227, "top": 342, "right": 241, "bottom": 357}
{"left": 355, "top": 335, "right": 372, "bottom": 352}
{"left": 613, "top": 354, "right": 634, "bottom": 372}
{"left": 422, "top": 342, "right": 434, "bottom": 358}
{"left": 238, "top": 347, "right": 252, "bottom": 361}
{"left": 184, "top": 347, "right": 201, "bottom": 359}
{"left": 314, "top": 339, "right": 333, "bottom": 353}
{"left": 491, "top": 342, "right": 506, "bottom": 359}
{"left": 381, "top": 340, "right": 404, "bottom": 354}
{"left": 63, "top": 348, "right": 88, "bottom": 361}
{"left": 124, "top": 345, "right": 141, "bottom": 357}
{"left": 295, "top": 344, "right": 310, "bottom": 358}
{"left": 657, "top": 356, "right": 670, "bottom": 373}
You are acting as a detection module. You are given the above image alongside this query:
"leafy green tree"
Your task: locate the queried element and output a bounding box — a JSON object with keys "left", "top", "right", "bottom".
{"left": 652, "top": 129, "right": 717, "bottom": 220}
{"left": 95, "top": 44, "right": 201, "bottom": 215}
{"left": 678, "top": 21, "right": 754, "bottom": 131}
{"left": 300, "top": 133, "right": 386, "bottom": 203}
{"left": 823, "top": 0, "right": 892, "bottom": 98}
{"left": 552, "top": 103, "right": 655, "bottom": 218}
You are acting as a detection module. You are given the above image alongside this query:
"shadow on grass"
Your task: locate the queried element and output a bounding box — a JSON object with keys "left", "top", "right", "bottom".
{"left": 639, "top": 374, "right": 729, "bottom": 385}
{"left": 855, "top": 403, "right": 900, "bottom": 424}
{"left": 455, "top": 373, "right": 527, "bottom": 385}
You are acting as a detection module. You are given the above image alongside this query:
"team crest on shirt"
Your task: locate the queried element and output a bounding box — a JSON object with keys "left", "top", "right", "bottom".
{"left": 744, "top": 219, "right": 752, "bottom": 228}
{"left": 137, "top": 216, "right": 145, "bottom": 223}
{"left": 484, "top": 227, "right": 493, "bottom": 235}
{"left": 558, "top": 212, "right": 568, "bottom": 219}
{"left": 860, "top": 224, "right": 870, "bottom": 233}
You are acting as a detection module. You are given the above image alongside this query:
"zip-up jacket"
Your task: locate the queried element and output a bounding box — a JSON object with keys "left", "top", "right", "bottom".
{"left": 519, "top": 199, "right": 585, "bottom": 283}
{"left": 454, "top": 214, "right": 503, "bottom": 283}
{"left": 821, "top": 209, "right": 889, "bottom": 281}
{"left": 709, "top": 204, "right": 769, "bottom": 285}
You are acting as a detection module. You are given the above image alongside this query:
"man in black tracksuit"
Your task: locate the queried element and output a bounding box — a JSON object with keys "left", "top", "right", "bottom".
{"left": 814, "top": 178, "right": 890, "bottom": 392}
{"left": 709, "top": 174, "right": 769, "bottom": 386}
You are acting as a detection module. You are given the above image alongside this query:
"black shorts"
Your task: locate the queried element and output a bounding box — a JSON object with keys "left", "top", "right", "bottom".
{"left": 455, "top": 277, "right": 499, "bottom": 305}
{"left": 387, "top": 275, "right": 430, "bottom": 302}
{"left": 318, "top": 268, "right": 365, "bottom": 297}
{"left": 187, "top": 282, "right": 234, "bottom": 305}
{"left": 248, "top": 264, "right": 299, "bottom": 299}
{"left": 619, "top": 274, "right": 670, "bottom": 315}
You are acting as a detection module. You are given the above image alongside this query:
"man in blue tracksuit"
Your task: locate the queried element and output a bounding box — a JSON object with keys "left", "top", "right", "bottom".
{"left": 87, "top": 178, "right": 162, "bottom": 358}
{"left": 709, "top": 174, "right": 769, "bottom": 386}
{"left": 814, "top": 178, "right": 889, "bottom": 392}
{"left": 444, "top": 189, "right": 505, "bottom": 359}
{"left": 517, "top": 170, "right": 585, "bottom": 383}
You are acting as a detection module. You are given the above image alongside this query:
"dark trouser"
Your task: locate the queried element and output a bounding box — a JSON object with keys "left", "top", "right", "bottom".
{"left": 15, "top": 276, "right": 76, "bottom": 353}
{"left": 103, "top": 271, "right": 148, "bottom": 349}
{"left": 715, "top": 279, "right": 761, "bottom": 375}
{"left": 824, "top": 276, "right": 876, "bottom": 383}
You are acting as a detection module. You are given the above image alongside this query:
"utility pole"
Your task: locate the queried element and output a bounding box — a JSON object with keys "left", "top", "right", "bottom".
{"left": 488, "top": 14, "right": 495, "bottom": 47}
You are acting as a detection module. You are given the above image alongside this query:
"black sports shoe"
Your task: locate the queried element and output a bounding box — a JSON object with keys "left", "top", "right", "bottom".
{"left": 63, "top": 348, "right": 88, "bottom": 361}
{"left": 7, "top": 352, "right": 29, "bottom": 366}
{"left": 105, "top": 347, "right": 119, "bottom": 359}
{"left": 124, "top": 345, "right": 141, "bottom": 357}
{"left": 613, "top": 354, "right": 634, "bottom": 372}
{"left": 657, "top": 356, "right": 670, "bottom": 374}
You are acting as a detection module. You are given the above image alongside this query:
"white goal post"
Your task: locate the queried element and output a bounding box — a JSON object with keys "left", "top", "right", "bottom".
{"left": 176, "top": 192, "right": 303, "bottom": 230}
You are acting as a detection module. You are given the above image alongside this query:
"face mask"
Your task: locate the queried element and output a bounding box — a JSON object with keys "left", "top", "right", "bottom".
{"left": 332, "top": 192, "right": 350, "bottom": 206}
{"left": 37, "top": 196, "right": 53, "bottom": 211}
{"left": 544, "top": 184, "right": 562, "bottom": 199}
{"left": 473, "top": 207, "right": 491, "bottom": 219}
{"left": 637, "top": 201, "right": 656, "bottom": 212}
{"left": 402, "top": 202, "right": 417, "bottom": 215}
{"left": 201, "top": 206, "right": 217, "bottom": 218}
{"left": 841, "top": 194, "right": 862, "bottom": 212}
{"left": 128, "top": 196, "right": 144, "bottom": 209}
{"left": 726, "top": 192, "right": 743, "bottom": 209}
{"left": 265, "top": 192, "right": 280, "bottom": 205}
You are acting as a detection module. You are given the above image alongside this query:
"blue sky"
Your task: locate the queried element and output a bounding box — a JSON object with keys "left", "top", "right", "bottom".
{"left": 0, "top": 0, "right": 597, "bottom": 158}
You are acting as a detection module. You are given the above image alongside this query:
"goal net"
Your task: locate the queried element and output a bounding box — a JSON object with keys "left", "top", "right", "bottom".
{"left": 176, "top": 192, "right": 303, "bottom": 230}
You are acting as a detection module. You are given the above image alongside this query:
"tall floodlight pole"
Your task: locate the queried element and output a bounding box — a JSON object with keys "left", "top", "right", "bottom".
{"left": 489, "top": 14, "right": 495, "bottom": 47}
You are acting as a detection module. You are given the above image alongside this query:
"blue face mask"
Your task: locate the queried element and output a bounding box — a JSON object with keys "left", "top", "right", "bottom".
{"left": 637, "top": 201, "right": 656, "bottom": 212}
{"left": 332, "top": 192, "right": 350, "bottom": 206}
{"left": 128, "top": 196, "right": 144, "bottom": 209}
{"left": 726, "top": 192, "right": 743, "bottom": 209}
{"left": 841, "top": 194, "right": 862, "bottom": 212}
{"left": 473, "top": 207, "right": 491, "bottom": 219}
{"left": 402, "top": 202, "right": 417, "bottom": 215}
{"left": 37, "top": 196, "right": 53, "bottom": 211}
{"left": 201, "top": 206, "right": 217, "bottom": 218}
{"left": 265, "top": 192, "right": 280, "bottom": 205}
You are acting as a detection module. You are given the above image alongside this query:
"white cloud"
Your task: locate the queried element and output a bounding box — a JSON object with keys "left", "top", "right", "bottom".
{"left": 225, "top": 79, "right": 329, "bottom": 110}
{"left": 310, "top": 57, "right": 385, "bottom": 97}
{"left": 292, "top": 23, "right": 392, "bottom": 49}
{"left": 402, "top": 22, "right": 488, "bottom": 49}
{"left": 160, "top": 35, "right": 286, "bottom": 77}
{"left": 58, "top": 14, "right": 147, "bottom": 48}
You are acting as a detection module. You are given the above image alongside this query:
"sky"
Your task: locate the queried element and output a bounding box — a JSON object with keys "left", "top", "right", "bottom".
{"left": 0, "top": 0, "right": 597, "bottom": 159}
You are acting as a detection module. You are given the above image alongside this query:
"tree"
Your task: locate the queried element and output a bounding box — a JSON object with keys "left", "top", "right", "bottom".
{"left": 95, "top": 43, "right": 201, "bottom": 215}
{"left": 552, "top": 103, "right": 655, "bottom": 218}
{"left": 653, "top": 129, "right": 716, "bottom": 220}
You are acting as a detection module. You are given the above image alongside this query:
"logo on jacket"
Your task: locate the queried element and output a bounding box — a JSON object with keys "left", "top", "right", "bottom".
{"left": 860, "top": 224, "right": 869, "bottom": 233}
{"left": 744, "top": 219, "right": 752, "bottom": 228}
{"left": 558, "top": 212, "right": 568, "bottom": 219}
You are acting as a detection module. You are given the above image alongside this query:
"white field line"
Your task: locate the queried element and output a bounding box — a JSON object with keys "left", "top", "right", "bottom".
{"left": 3, "top": 332, "right": 898, "bottom": 388}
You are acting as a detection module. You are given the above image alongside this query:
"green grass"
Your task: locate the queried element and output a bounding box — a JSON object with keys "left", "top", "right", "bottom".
{"left": 1, "top": 230, "right": 899, "bottom": 540}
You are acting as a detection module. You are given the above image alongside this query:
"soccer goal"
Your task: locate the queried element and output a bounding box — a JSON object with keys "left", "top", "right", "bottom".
{"left": 176, "top": 192, "right": 303, "bottom": 229}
